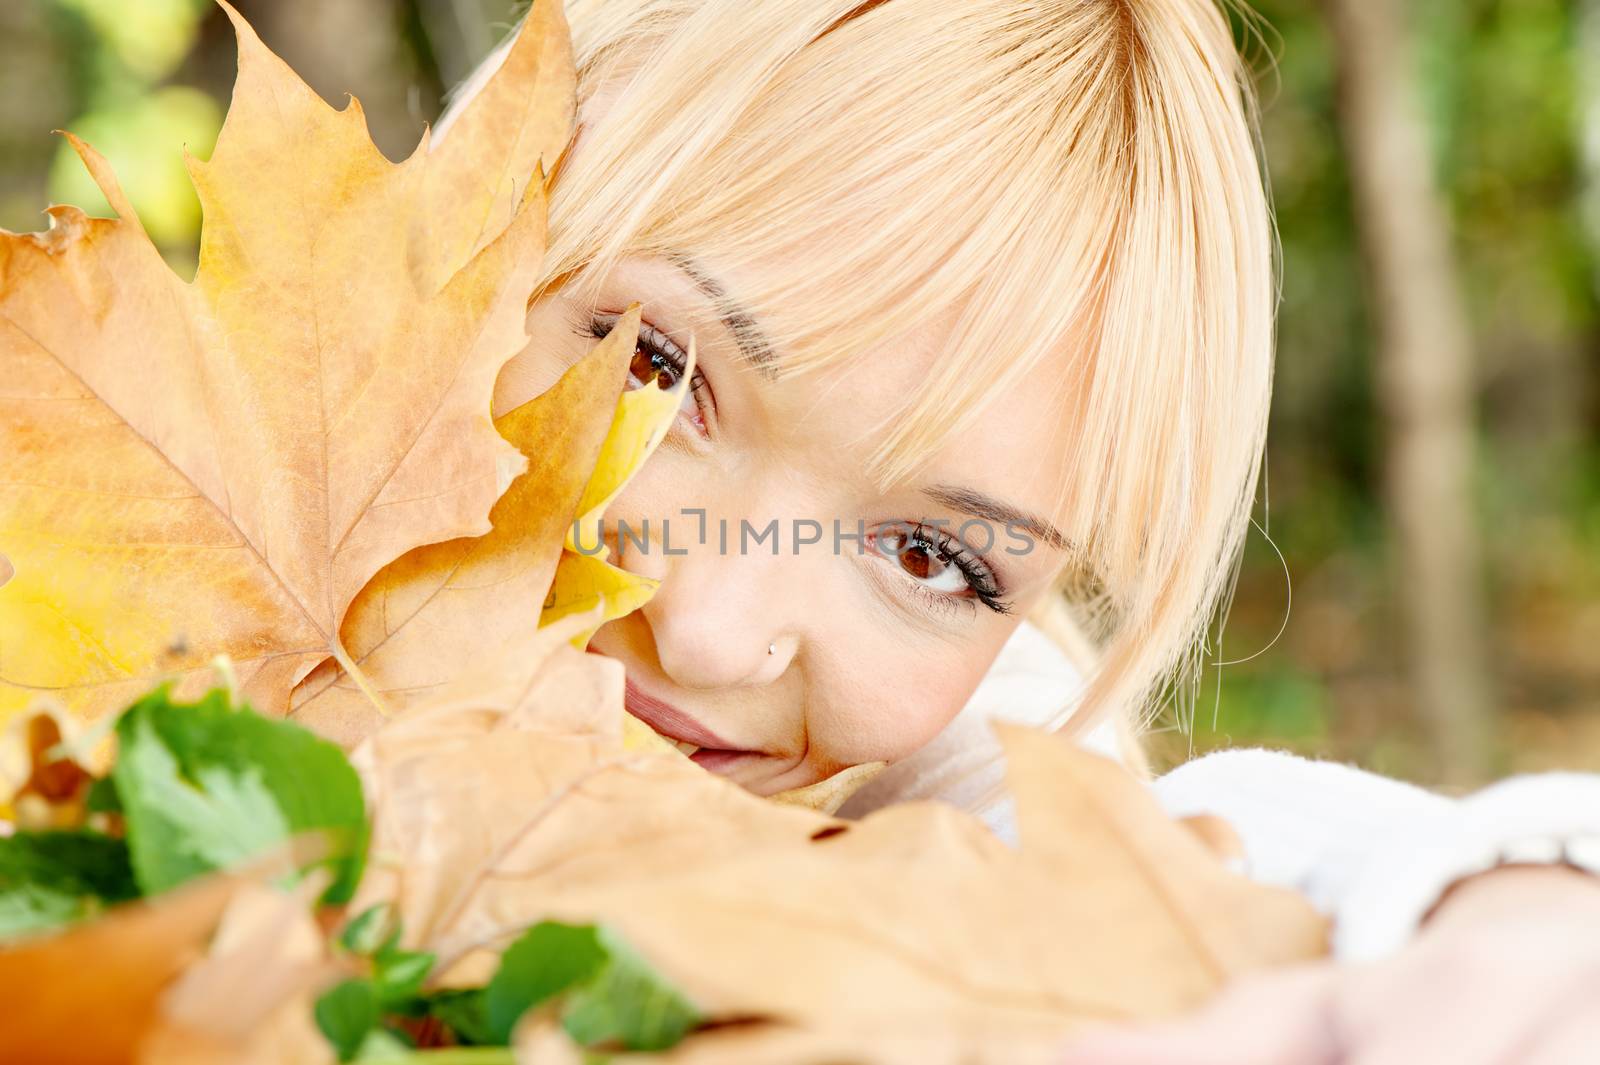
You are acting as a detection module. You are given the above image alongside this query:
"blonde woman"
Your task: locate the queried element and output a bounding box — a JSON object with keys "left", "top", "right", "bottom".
{"left": 450, "top": 0, "right": 1600, "bottom": 1059}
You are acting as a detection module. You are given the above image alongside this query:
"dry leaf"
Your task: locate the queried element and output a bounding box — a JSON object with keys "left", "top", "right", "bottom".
{"left": 584, "top": 1021, "right": 1068, "bottom": 1065}
{"left": 139, "top": 877, "right": 340, "bottom": 1065}
{"left": 0, "top": 705, "right": 96, "bottom": 826}
{"left": 515, "top": 1015, "right": 588, "bottom": 1065}
{"left": 0, "top": 1, "right": 569, "bottom": 730}
{"left": 0, "top": 874, "right": 241, "bottom": 1065}
{"left": 1179, "top": 813, "right": 1245, "bottom": 864}
{"left": 284, "top": 310, "right": 637, "bottom": 747}
{"left": 353, "top": 636, "right": 1328, "bottom": 1055}
{"left": 347, "top": 609, "right": 657, "bottom": 950}
{"left": 417, "top": 0, "right": 575, "bottom": 293}
{"left": 997, "top": 722, "right": 1330, "bottom": 1003}
{"left": 769, "top": 761, "right": 890, "bottom": 815}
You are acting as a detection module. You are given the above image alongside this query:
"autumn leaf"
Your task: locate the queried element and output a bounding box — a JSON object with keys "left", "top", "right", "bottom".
{"left": 769, "top": 761, "right": 889, "bottom": 814}
{"left": 997, "top": 721, "right": 1327, "bottom": 989}
{"left": 0, "top": 872, "right": 242, "bottom": 1065}
{"left": 345, "top": 609, "right": 659, "bottom": 950}
{"left": 137, "top": 877, "right": 341, "bottom": 1065}
{"left": 575, "top": 1021, "right": 1069, "bottom": 1065}
{"left": 0, "top": 705, "right": 97, "bottom": 826}
{"left": 283, "top": 308, "right": 644, "bottom": 747}
{"left": 416, "top": 0, "right": 575, "bottom": 294}
{"left": 0, "top": 0, "right": 570, "bottom": 730}
{"left": 349, "top": 633, "right": 1328, "bottom": 1055}
{"left": 538, "top": 337, "right": 695, "bottom": 647}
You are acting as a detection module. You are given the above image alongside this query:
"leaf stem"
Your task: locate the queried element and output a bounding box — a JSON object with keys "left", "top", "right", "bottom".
{"left": 208, "top": 654, "right": 239, "bottom": 701}
{"left": 332, "top": 642, "right": 392, "bottom": 718}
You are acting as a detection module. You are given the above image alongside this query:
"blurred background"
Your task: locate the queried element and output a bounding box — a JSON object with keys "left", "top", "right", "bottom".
{"left": 2, "top": 0, "right": 1596, "bottom": 788}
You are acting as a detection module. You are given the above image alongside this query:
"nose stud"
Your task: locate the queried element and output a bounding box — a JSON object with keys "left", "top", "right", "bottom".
{"left": 767, "top": 642, "right": 776, "bottom": 656}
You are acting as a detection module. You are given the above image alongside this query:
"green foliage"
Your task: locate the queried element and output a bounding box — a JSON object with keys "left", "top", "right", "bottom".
{"left": 0, "top": 681, "right": 698, "bottom": 1057}
{"left": 419, "top": 989, "right": 494, "bottom": 1047}
{"left": 342, "top": 902, "right": 403, "bottom": 957}
{"left": 315, "top": 917, "right": 696, "bottom": 1054}
{"left": 487, "top": 921, "right": 700, "bottom": 1050}
{"left": 0, "top": 831, "right": 136, "bottom": 939}
{"left": 112, "top": 685, "right": 368, "bottom": 902}
{"left": 559, "top": 931, "right": 701, "bottom": 1052}
{"left": 316, "top": 978, "right": 381, "bottom": 1062}
{"left": 486, "top": 922, "right": 609, "bottom": 1043}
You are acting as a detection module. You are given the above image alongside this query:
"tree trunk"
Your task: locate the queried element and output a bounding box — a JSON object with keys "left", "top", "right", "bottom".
{"left": 1322, "top": 0, "right": 1496, "bottom": 783}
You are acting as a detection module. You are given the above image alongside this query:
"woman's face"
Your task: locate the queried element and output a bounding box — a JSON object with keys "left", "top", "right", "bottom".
{"left": 494, "top": 249, "right": 1079, "bottom": 794}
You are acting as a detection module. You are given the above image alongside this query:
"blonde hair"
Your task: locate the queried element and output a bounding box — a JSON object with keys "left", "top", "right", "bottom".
{"left": 445, "top": 0, "right": 1275, "bottom": 761}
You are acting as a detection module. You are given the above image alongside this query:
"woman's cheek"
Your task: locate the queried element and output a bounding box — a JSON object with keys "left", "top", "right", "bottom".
{"left": 808, "top": 648, "right": 994, "bottom": 769}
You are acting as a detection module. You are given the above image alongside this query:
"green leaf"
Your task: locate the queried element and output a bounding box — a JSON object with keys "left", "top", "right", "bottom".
{"left": 373, "top": 948, "right": 436, "bottom": 1008}
{"left": 315, "top": 977, "right": 379, "bottom": 1062}
{"left": 561, "top": 929, "right": 700, "bottom": 1051}
{"left": 0, "top": 830, "right": 137, "bottom": 940}
{"left": 84, "top": 776, "right": 122, "bottom": 815}
{"left": 418, "top": 988, "right": 492, "bottom": 1046}
{"left": 350, "top": 1025, "right": 412, "bottom": 1060}
{"left": 341, "top": 902, "right": 400, "bottom": 957}
{"left": 112, "top": 685, "right": 368, "bottom": 901}
{"left": 485, "top": 922, "right": 607, "bottom": 1044}
{"left": 483, "top": 922, "right": 698, "bottom": 1051}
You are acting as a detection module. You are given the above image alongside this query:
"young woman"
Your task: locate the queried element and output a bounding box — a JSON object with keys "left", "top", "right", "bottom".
{"left": 450, "top": 0, "right": 1600, "bottom": 1059}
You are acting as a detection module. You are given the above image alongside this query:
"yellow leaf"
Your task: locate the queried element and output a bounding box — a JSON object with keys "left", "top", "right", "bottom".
{"left": 285, "top": 310, "right": 637, "bottom": 747}
{"left": 769, "top": 761, "right": 889, "bottom": 815}
{"left": 414, "top": 0, "right": 575, "bottom": 293}
{"left": 565, "top": 346, "right": 692, "bottom": 556}
{"left": 0, "top": 3, "right": 572, "bottom": 730}
{"left": 539, "top": 550, "right": 660, "bottom": 647}
{"left": 540, "top": 345, "right": 693, "bottom": 646}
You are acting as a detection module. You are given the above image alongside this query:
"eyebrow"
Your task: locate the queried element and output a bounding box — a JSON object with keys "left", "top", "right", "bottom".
{"left": 665, "top": 251, "right": 780, "bottom": 380}
{"left": 920, "top": 484, "right": 1073, "bottom": 553}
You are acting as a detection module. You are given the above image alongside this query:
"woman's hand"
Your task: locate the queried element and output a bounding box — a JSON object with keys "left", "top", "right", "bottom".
{"left": 1057, "top": 866, "right": 1600, "bottom": 1064}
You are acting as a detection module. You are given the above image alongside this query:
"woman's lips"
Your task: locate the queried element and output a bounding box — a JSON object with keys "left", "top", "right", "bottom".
{"left": 689, "top": 748, "right": 750, "bottom": 772}
{"left": 621, "top": 677, "right": 755, "bottom": 769}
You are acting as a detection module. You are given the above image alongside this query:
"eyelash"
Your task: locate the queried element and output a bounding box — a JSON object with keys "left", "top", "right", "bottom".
{"left": 581, "top": 311, "right": 713, "bottom": 422}
{"left": 883, "top": 523, "right": 1012, "bottom": 617}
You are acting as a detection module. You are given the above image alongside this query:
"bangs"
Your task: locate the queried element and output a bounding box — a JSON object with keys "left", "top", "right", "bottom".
{"left": 537, "top": 0, "right": 1138, "bottom": 524}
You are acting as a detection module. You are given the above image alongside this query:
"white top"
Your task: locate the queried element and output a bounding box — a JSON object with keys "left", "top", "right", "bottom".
{"left": 839, "top": 620, "right": 1600, "bottom": 962}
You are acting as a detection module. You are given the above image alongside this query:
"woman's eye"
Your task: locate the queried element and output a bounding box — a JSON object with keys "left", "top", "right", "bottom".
{"left": 586, "top": 313, "right": 710, "bottom": 435}
{"left": 865, "top": 522, "right": 1011, "bottom": 614}
{"left": 628, "top": 341, "right": 682, "bottom": 391}
{"left": 873, "top": 526, "right": 969, "bottom": 593}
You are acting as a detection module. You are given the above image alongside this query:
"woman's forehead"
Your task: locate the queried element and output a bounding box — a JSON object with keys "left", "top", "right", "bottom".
{"left": 687, "top": 245, "right": 1081, "bottom": 527}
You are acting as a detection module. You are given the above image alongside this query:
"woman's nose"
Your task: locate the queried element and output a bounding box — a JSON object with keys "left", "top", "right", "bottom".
{"left": 614, "top": 509, "right": 802, "bottom": 691}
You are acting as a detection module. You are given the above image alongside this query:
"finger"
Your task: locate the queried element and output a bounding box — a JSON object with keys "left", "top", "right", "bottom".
{"left": 1057, "top": 965, "right": 1341, "bottom": 1065}
{"left": 1339, "top": 947, "right": 1596, "bottom": 1065}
